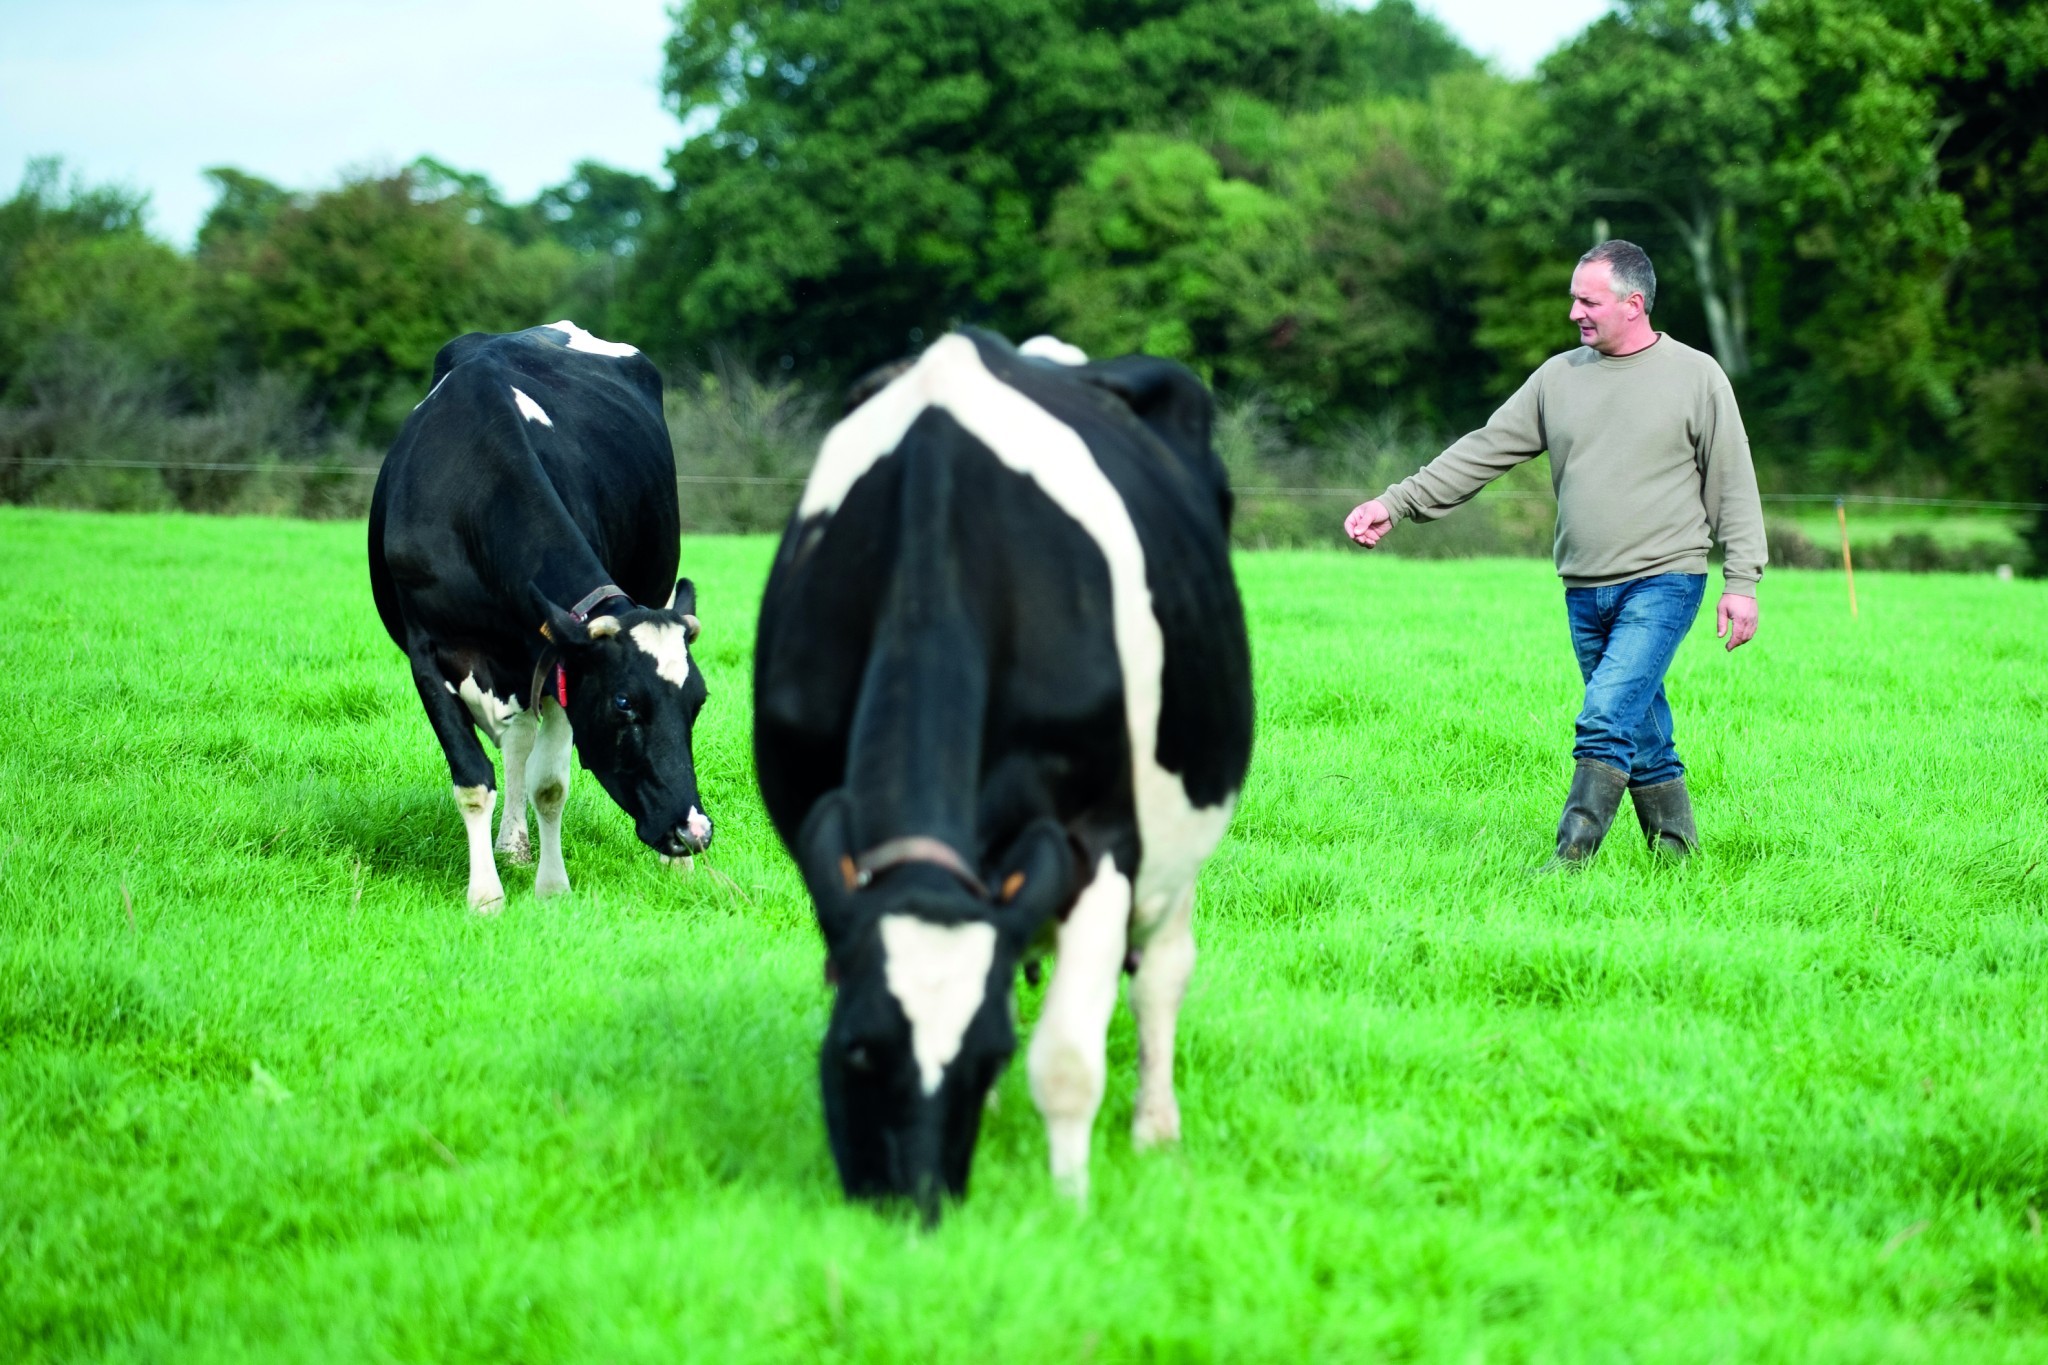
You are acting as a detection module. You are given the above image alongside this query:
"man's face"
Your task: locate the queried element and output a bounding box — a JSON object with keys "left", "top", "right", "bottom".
{"left": 1568, "top": 261, "right": 1641, "bottom": 355}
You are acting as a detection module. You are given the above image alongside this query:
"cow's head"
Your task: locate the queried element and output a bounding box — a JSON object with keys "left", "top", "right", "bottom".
{"left": 533, "top": 579, "right": 713, "bottom": 857}
{"left": 795, "top": 792, "right": 1074, "bottom": 1222}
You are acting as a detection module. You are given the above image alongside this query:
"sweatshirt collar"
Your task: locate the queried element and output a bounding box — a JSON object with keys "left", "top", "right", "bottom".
{"left": 1590, "top": 332, "right": 1667, "bottom": 368}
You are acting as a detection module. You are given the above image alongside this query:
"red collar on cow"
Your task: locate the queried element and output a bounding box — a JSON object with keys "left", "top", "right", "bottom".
{"left": 844, "top": 836, "right": 991, "bottom": 900}
{"left": 530, "top": 583, "right": 633, "bottom": 710}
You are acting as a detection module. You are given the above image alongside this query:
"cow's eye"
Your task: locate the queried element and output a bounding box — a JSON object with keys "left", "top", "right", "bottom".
{"left": 612, "top": 693, "right": 637, "bottom": 720}
{"left": 845, "top": 1044, "right": 873, "bottom": 1073}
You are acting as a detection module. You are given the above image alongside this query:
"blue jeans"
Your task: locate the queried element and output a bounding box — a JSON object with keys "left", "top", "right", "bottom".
{"left": 1564, "top": 573, "right": 1706, "bottom": 787}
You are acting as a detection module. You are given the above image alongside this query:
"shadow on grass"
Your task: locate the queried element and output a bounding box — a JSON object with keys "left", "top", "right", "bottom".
{"left": 527, "top": 966, "right": 836, "bottom": 1201}
{"left": 323, "top": 784, "right": 472, "bottom": 886}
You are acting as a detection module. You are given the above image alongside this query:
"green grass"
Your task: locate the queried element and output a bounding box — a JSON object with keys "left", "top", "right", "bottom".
{"left": 3, "top": 506, "right": 2046, "bottom": 1363}
{"left": 1782, "top": 508, "right": 2027, "bottom": 554}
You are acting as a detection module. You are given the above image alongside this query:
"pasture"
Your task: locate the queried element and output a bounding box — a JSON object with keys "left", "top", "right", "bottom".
{"left": 3, "top": 506, "right": 2045, "bottom": 1362}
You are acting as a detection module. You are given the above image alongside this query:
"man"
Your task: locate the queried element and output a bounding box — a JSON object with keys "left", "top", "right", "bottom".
{"left": 1345, "top": 240, "right": 1765, "bottom": 867}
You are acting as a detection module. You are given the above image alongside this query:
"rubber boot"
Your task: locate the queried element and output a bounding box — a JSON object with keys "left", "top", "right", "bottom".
{"left": 1540, "top": 759, "right": 1629, "bottom": 872}
{"left": 1630, "top": 776, "right": 1699, "bottom": 860}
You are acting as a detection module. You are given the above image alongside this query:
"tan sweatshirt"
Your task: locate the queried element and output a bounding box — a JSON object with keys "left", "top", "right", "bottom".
{"left": 1379, "top": 335, "right": 1767, "bottom": 596}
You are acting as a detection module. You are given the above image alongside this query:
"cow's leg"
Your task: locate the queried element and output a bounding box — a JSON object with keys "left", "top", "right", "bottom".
{"left": 528, "top": 696, "right": 575, "bottom": 899}
{"left": 495, "top": 708, "right": 537, "bottom": 863}
{"left": 1028, "top": 854, "right": 1131, "bottom": 1202}
{"left": 406, "top": 639, "right": 502, "bottom": 912}
{"left": 1130, "top": 881, "right": 1196, "bottom": 1149}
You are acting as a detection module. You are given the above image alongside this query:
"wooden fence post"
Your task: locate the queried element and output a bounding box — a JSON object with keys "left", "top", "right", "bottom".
{"left": 1836, "top": 497, "right": 1859, "bottom": 619}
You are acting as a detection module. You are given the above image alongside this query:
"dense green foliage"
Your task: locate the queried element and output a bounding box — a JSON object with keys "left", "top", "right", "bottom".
{"left": 639, "top": 0, "right": 1474, "bottom": 376}
{"left": 3, "top": 0, "right": 2045, "bottom": 550}
{"left": 4, "top": 509, "right": 2046, "bottom": 1359}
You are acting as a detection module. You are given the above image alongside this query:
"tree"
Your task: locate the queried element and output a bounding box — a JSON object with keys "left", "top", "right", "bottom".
{"left": 1529, "top": 1, "right": 1775, "bottom": 378}
{"left": 646, "top": 0, "right": 1390, "bottom": 376}
{"left": 534, "top": 162, "right": 667, "bottom": 342}
{"left": 1323, "top": 0, "right": 1483, "bottom": 102}
{"left": 200, "top": 167, "right": 571, "bottom": 436}
{"left": 0, "top": 159, "right": 198, "bottom": 404}
{"left": 1046, "top": 75, "right": 1518, "bottom": 428}
{"left": 534, "top": 161, "right": 664, "bottom": 258}
{"left": 195, "top": 168, "right": 293, "bottom": 255}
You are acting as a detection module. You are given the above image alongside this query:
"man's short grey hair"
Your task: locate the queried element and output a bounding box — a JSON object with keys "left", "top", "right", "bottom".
{"left": 1579, "top": 239, "right": 1657, "bottom": 313}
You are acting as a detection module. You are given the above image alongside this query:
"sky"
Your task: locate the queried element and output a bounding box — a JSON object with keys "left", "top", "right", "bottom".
{"left": 1, "top": 0, "right": 1614, "bottom": 249}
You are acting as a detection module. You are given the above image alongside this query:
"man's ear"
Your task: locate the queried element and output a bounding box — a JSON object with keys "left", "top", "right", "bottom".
{"left": 796, "top": 790, "right": 865, "bottom": 954}
{"left": 670, "top": 578, "right": 700, "bottom": 641}
{"left": 991, "top": 818, "right": 1077, "bottom": 945}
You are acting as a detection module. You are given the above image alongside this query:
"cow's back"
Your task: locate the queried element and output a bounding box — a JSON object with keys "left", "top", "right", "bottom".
{"left": 370, "top": 324, "right": 679, "bottom": 648}
{"left": 754, "top": 331, "right": 1252, "bottom": 883}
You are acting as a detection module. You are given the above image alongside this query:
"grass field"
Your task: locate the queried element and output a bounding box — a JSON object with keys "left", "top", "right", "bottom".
{"left": 3, "top": 506, "right": 2046, "bottom": 1363}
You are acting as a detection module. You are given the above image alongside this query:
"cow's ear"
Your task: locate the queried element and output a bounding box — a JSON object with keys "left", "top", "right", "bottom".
{"left": 669, "top": 578, "right": 700, "bottom": 641}
{"left": 843, "top": 358, "right": 915, "bottom": 415}
{"left": 796, "top": 790, "right": 864, "bottom": 950}
{"left": 1076, "top": 356, "right": 1214, "bottom": 460}
{"left": 530, "top": 584, "right": 595, "bottom": 651}
{"left": 991, "top": 818, "right": 1076, "bottom": 945}
{"left": 1077, "top": 355, "right": 1232, "bottom": 529}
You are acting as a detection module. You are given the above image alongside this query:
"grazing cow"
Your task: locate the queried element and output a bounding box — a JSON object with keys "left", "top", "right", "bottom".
{"left": 368, "top": 321, "right": 714, "bottom": 911}
{"left": 754, "top": 328, "right": 1253, "bottom": 1216}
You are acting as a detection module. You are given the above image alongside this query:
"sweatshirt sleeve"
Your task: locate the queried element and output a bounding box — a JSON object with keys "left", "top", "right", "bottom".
{"left": 1378, "top": 368, "right": 1546, "bottom": 524}
{"left": 1698, "top": 378, "right": 1768, "bottom": 597}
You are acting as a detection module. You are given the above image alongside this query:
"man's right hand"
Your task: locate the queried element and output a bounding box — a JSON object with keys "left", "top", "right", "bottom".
{"left": 1345, "top": 499, "right": 1394, "bottom": 547}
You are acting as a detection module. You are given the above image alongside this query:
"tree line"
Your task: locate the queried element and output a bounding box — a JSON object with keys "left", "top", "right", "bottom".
{"left": 2, "top": 0, "right": 2043, "bottom": 562}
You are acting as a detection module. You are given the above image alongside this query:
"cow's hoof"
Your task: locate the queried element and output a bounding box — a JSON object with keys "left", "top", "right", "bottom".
{"left": 534, "top": 870, "right": 571, "bottom": 900}
{"left": 1051, "top": 1167, "right": 1090, "bottom": 1205}
{"left": 469, "top": 889, "right": 506, "bottom": 916}
{"left": 1132, "top": 1102, "right": 1181, "bottom": 1150}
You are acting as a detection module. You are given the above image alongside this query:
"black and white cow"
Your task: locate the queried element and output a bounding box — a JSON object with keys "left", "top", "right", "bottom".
{"left": 369, "top": 321, "right": 714, "bottom": 911}
{"left": 754, "top": 328, "right": 1253, "bottom": 1215}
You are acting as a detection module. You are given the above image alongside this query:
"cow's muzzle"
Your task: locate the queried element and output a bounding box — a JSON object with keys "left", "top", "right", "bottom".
{"left": 655, "top": 806, "right": 714, "bottom": 857}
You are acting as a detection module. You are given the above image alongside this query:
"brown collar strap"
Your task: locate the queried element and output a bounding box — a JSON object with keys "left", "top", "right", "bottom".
{"left": 848, "top": 836, "right": 989, "bottom": 899}
{"left": 568, "top": 583, "right": 629, "bottom": 620}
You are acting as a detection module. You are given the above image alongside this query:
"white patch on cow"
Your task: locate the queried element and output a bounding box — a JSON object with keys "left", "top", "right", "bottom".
{"left": 1028, "top": 854, "right": 1131, "bottom": 1200}
{"left": 1129, "top": 880, "right": 1196, "bottom": 1149}
{"left": 880, "top": 915, "right": 998, "bottom": 1096}
{"left": 453, "top": 784, "right": 504, "bottom": 913}
{"left": 528, "top": 697, "right": 574, "bottom": 898}
{"left": 628, "top": 620, "right": 692, "bottom": 688}
{"left": 457, "top": 672, "right": 520, "bottom": 746}
{"left": 799, "top": 335, "right": 1236, "bottom": 932}
{"left": 496, "top": 708, "right": 537, "bottom": 863}
{"left": 510, "top": 386, "right": 553, "bottom": 427}
{"left": 542, "top": 319, "right": 639, "bottom": 358}
{"left": 1019, "top": 335, "right": 1089, "bottom": 366}
{"left": 585, "top": 615, "right": 620, "bottom": 639}
{"left": 414, "top": 372, "right": 450, "bottom": 410}
{"left": 685, "top": 806, "right": 711, "bottom": 845}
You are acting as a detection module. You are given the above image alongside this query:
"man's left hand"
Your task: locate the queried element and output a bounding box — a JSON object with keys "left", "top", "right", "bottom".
{"left": 1716, "top": 594, "right": 1759, "bottom": 652}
